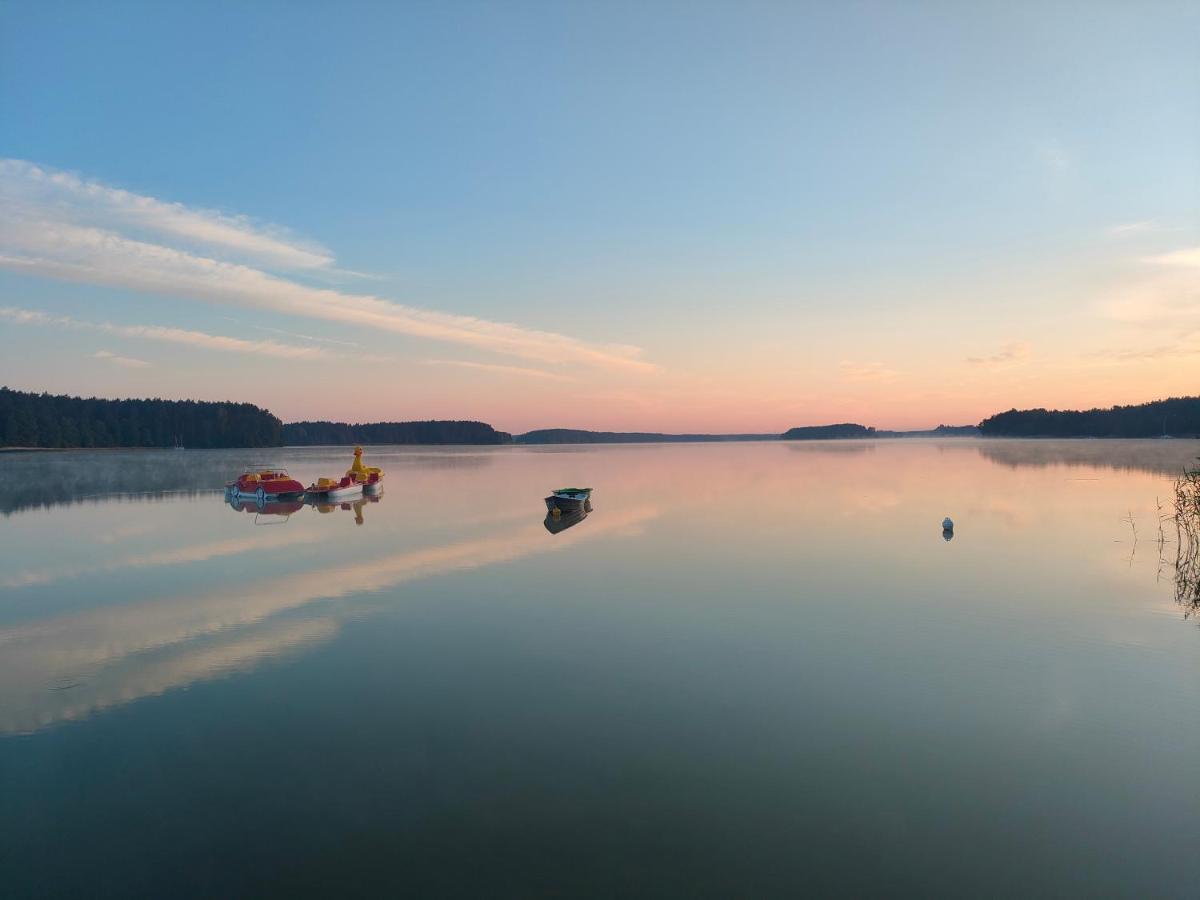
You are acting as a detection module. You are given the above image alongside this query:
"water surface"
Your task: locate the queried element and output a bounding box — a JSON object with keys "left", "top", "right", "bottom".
{"left": 2, "top": 440, "right": 1199, "bottom": 897}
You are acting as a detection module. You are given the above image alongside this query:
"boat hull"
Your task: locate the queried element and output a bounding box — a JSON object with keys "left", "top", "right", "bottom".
{"left": 545, "top": 493, "right": 590, "bottom": 512}
{"left": 226, "top": 482, "right": 305, "bottom": 500}
{"left": 544, "top": 501, "right": 591, "bottom": 533}
{"left": 307, "top": 483, "right": 362, "bottom": 501}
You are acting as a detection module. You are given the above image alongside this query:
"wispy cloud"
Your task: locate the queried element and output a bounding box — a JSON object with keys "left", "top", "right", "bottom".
{"left": 1104, "top": 245, "right": 1200, "bottom": 327}
{"left": 0, "top": 159, "right": 333, "bottom": 271}
{"left": 0, "top": 160, "right": 657, "bottom": 374}
{"left": 1106, "top": 221, "right": 1155, "bottom": 238}
{"left": 93, "top": 350, "right": 151, "bottom": 368}
{"left": 1143, "top": 246, "right": 1200, "bottom": 267}
{"left": 420, "top": 359, "right": 575, "bottom": 381}
{"left": 251, "top": 324, "right": 360, "bottom": 348}
{"left": 1, "top": 306, "right": 332, "bottom": 360}
{"left": 1084, "top": 342, "right": 1200, "bottom": 364}
{"left": 966, "top": 341, "right": 1032, "bottom": 366}
{"left": 838, "top": 361, "right": 899, "bottom": 383}
{"left": 1034, "top": 138, "right": 1071, "bottom": 172}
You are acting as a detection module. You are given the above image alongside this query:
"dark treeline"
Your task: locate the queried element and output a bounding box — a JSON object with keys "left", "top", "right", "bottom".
{"left": 782, "top": 423, "right": 875, "bottom": 440}
{"left": 519, "top": 424, "right": 980, "bottom": 443}
{"left": 0, "top": 387, "right": 282, "bottom": 448}
{"left": 516, "top": 429, "right": 777, "bottom": 444}
{"left": 283, "top": 420, "right": 512, "bottom": 445}
{"left": 979, "top": 396, "right": 1200, "bottom": 438}
{"left": 10, "top": 385, "right": 1196, "bottom": 449}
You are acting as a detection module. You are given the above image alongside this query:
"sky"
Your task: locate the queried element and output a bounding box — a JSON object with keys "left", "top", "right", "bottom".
{"left": 0, "top": 0, "right": 1197, "bottom": 433}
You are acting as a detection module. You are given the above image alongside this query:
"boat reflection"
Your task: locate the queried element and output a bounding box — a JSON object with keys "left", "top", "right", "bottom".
{"left": 545, "top": 499, "right": 592, "bottom": 534}
{"left": 224, "top": 490, "right": 384, "bottom": 525}
{"left": 306, "top": 493, "right": 383, "bottom": 526}
{"left": 226, "top": 494, "right": 306, "bottom": 522}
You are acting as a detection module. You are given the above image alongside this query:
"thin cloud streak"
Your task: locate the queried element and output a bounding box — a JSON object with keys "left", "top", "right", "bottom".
{"left": 94, "top": 350, "right": 151, "bottom": 368}
{"left": 1144, "top": 246, "right": 1200, "bottom": 267}
{"left": 421, "top": 359, "right": 574, "bottom": 381}
{"left": 0, "top": 306, "right": 332, "bottom": 360}
{"left": 1084, "top": 343, "right": 1200, "bottom": 364}
{"left": 967, "top": 341, "right": 1032, "bottom": 366}
{"left": 1104, "top": 246, "right": 1200, "bottom": 326}
{"left": 1106, "top": 221, "right": 1157, "bottom": 238}
{"left": 839, "top": 360, "right": 900, "bottom": 383}
{"left": 252, "top": 324, "right": 360, "bottom": 348}
{"left": 1034, "top": 138, "right": 1071, "bottom": 172}
{"left": 0, "top": 160, "right": 657, "bottom": 373}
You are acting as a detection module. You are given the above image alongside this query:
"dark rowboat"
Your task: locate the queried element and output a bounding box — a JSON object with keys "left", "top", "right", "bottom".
{"left": 544, "top": 487, "right": 592, "bottom": 512}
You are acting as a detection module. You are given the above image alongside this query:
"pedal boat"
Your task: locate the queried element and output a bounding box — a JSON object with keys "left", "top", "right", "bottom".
{"left": 305, "top": 474, "right": 363, "bottom": 501}
{"left": 226, "top": 468, "right": 305, "bottom": 502}
{"left": 361, "top": 471, "right": 384, "bottom": 495}
{"left": 347, "top": 446, "right": 384, "bottom": 494}
{"left": 545, "top": 487, "right": 592, "bottom": 512}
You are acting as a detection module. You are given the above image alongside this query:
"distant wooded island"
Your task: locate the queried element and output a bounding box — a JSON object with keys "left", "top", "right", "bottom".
{"left": 516, "top": 424, "right": 981, "bottom": 443}
{"left": 284, "top": 420, "right": 511, "bottom": 445}
{"left": 1, "top": 387, "right": 1195, "bottom": 449}
{"left": 782, "top": 423, "right": 875, "bottom": 439}
{"left": 514, "top": 429, "right": 778, "bottom": 444}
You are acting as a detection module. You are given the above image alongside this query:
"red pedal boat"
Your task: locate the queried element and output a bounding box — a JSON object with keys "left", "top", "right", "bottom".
{"left": 225, "top": 468, "right": 305, "bottom": 502}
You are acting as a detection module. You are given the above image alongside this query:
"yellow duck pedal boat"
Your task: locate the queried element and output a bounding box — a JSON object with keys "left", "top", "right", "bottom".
{"left": 346, "top": 446, "right": 385, "bottom": 494}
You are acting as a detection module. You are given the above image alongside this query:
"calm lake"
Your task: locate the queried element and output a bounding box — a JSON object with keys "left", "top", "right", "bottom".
{"left": 2, "top": 440, "right": 1199, "bottom": 897}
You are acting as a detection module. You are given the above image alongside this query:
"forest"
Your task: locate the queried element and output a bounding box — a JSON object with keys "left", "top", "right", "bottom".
{"left": 515, "top": 429, "right": 776, "bottom": 443}
{"left": 978, "top": 396, "right": 1199, "bottom": 438}
{"left": 282, "top": 420, "right": 512, "bottom": 445}
{"left": 7, "top": 386, "right": 1197, "bottom": 449}
{"left": 0, "top": 387, "right": 282, "bottom": 448}
{"left": 781, "top": 423, "right": 876, "bottom": 440}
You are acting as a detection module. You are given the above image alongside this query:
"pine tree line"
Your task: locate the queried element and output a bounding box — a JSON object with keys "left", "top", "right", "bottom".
{"left": 0, "top": 387, "right": 283, "bottom": 448}
{"left": 282, "top": 420, "right": 511, "bottom": 445}
{"left": 979, "top": 396, "right": 1200, "bottom": 438}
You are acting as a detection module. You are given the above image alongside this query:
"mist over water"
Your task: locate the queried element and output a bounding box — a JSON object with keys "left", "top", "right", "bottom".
{"left": 2, "top": 440, "right": 1199, "bottom": 896}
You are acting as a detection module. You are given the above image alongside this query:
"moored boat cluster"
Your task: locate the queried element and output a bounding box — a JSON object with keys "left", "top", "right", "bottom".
{"left": 225, "top": 447, "right": 385, "bottom": 505}
{"left": 225, "top": 452, "right": 598, "bottom": 534}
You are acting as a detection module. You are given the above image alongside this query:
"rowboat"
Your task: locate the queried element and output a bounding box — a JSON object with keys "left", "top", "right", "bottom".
{"left": 545, "top": 487, "right": 592, "bottom": 512}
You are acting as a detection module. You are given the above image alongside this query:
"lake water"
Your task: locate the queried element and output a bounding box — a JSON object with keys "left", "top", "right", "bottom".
{"left": 2, "top": 440, "right": 1199, "bottom": 897}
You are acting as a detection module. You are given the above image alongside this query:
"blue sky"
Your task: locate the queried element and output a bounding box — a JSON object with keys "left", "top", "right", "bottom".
{"left": 1, "top": 1, "right": 1197, "bottom": 430}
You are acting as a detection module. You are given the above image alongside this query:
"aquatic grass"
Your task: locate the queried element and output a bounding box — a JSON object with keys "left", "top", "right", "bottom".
{"left": 1172, "top": 462, "right": 1200, "bottom": 614}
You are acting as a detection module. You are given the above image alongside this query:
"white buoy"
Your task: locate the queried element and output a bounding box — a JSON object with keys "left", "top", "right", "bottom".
{"left": 942, "top": 517, "right": 954, "bottom": 531}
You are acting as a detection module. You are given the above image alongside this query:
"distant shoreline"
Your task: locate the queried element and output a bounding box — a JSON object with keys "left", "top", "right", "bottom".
{"left": 4, "top": 387, "right": 1197, "bottom": 449}
{"left": 6, "top": 435, "right": 1199, "bottom": 454}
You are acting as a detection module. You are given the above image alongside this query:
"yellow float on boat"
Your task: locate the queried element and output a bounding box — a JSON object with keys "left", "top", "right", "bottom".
{"left": 346, "top": 446, "right": 384, "bottom": 494}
